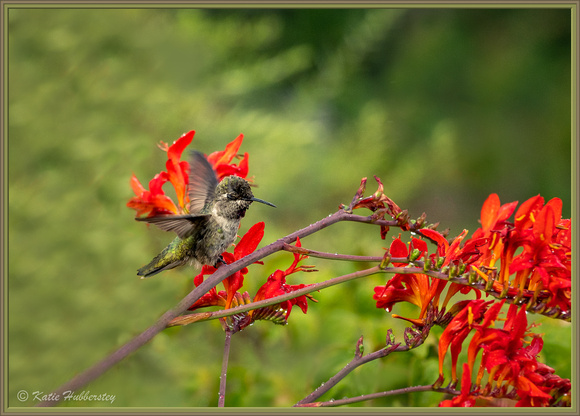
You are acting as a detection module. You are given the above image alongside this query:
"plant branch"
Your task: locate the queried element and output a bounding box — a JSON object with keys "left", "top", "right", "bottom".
{"left": 282, "top": 243, "right": 390, "bottom": 263}
{"left": 295, "top": 385, "right": 460, "bottom": 407}
{"left": 169, "top": 265, "right": 383, "bottom": 326}
{"left": 218, "top": 328, "right": 233, "bottom": 407}
{"left": 295, "top": 334, "right": 422, "bottom": 406}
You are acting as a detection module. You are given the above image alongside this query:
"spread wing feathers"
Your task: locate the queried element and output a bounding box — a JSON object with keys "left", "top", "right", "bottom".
{"left": 135, "top": 214, "right": 210, "bottom": 239}
{"left": 188, "top": 151, "right": 219, "bottom": 214}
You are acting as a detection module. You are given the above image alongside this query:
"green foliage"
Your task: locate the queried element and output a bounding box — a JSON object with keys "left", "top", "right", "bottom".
{"left": 7, "top": 7, "right": 571, "bottom": 407}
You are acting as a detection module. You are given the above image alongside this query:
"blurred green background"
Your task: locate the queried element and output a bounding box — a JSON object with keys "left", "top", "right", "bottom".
{"left": 7, "top": 7, "right": 572, "bottom": 408}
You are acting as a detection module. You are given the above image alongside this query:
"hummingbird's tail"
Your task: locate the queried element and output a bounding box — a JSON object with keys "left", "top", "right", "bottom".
{"left": 137, "top": 244, "right": 185, "bottom": 278}
{"left": 137, "top": 261, "right": 180, "bottom": 278}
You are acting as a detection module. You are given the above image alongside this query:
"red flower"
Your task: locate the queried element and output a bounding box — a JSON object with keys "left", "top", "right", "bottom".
{"left": 252, "top": 237, "right": 316, "bottom": 321}
{"left": 127, "top": 131, "right": 194, "bottom": 217}
{"left": 470, "top": 194, "right": 571, "bottom": 314}
{"left": 437, "top": 299, "right": 493, "bottom": 383}
{"left": 509, "top": 197, "right": 571, "bottom": 310}
{"left": 373, "top": 235, "right": 480, "bottom": 326}
{"left": 206, "top": 133, "right": 249, "bottom": 180}
{"left": 439, "top": 364, "right": 477, "bottom": 407}
{"left": 127, "top": 130, "right": 250, "bottom": 218}
{"left": 438, "top": 300, "right": 571, "bottom": 406}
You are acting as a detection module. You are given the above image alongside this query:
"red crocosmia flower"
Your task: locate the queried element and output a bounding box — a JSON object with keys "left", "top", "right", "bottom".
{"left": 162, "top": 130, "right": 194, "bottom": 211}
{"left": 438, "top": 300, "right": 571, "bottom": 406}
{"left": 128, "top": 130, "right": 252, "bottom": 218}
{"left": 437, "top": 299, "right": 493, "bottom": 384}
{"left": 439, "top": 364, "right": 477, "bottom": 407}
{"left": 189, "top": 222, "right": 265, "bottom": 310}
{"left": 508, "top": 198, "right": 571, "bottom": 310}
{"left": 374, "top": 234, "right": 481, "bottom": 326}
{"left": 479, "top": 193, "right": 519, "bottom": 235}
{"left": 469, "top": 194, "right": 571, "bottom": 314}
{"left": 252, "top": 237, "right": 316, "bottom": 321}
{"left": 127, "top": 172, "right": 179, "bottom": 217}
{"left": 470, "top": 193, "right": 518, "bottom": 269}
{"left": 373, "top": 236, "right": 436, "bottom": 323}
{"left": 419, "top": 228, "right": 488, "bottom": 269}
{"left": 127, "top": 131, "right": 194, "bottom": 217}
{"left": 452, "top": 194, "right": 572, "bottom": 316}
{"left": 189, "top": 234, "right": 316, "bottom": 328}
{"left": 206, "top": 133, "right": 249, "bottom": 180}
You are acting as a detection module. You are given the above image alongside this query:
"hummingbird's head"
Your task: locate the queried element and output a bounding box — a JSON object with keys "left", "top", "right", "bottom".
{"left": 214, "top": 176, "right": 276, "bottom": 219}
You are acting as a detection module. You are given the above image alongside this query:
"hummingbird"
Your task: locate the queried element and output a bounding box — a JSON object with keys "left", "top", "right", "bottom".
{"left": 135, "top": 151, "right": 276, "bottom": 278}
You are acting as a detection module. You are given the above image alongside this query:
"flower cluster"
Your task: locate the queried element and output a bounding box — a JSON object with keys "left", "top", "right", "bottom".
{"left": 127, "top": 130, "right": 249, "bottom": 218}
{"left": 470, "top": 194, "right": 571, "bottom": 314}
{"left": 368, "top": 190, "right": 571, "bottom": 407}
{"left": 372, "top": 193, "right": 570, "bottom": 325}
{"left": 438, "top": 300, "right": 571, "bottom": 407}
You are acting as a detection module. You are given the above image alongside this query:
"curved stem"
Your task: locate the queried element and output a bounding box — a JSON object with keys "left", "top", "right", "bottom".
{"left": 169, "top": 265, "right": 383, "bottom": 327}
{"left": 218, "top": 328, "right": 233, "bottom": 407}
{"left": 296, "top": 385, "right": 460, "bottom": 407}
{"left": 282, "top": 243, "right": 388, "bottom": 262}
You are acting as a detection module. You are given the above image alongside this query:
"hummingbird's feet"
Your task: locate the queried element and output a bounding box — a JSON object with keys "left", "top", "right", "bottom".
{"left": 214, "top": 255, "right": 227, "bottom": 268}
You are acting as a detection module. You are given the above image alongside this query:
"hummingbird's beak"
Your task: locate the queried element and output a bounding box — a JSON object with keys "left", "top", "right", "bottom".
{"left": 250, "top": 197, "right": 276, "bottom": 208}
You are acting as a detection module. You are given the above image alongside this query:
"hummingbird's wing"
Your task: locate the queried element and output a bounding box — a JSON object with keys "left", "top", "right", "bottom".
{"left": 135, "top": 214, "right": 210, "bottom": 239}
{"left": 188, "top": 151, "right": 219, "bottom": 214}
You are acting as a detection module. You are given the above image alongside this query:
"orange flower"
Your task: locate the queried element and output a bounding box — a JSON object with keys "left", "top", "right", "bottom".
{"left": 127, "top": 131, "right": 194, "bottom": 217}
{"left": 374, "top": 234, "right": 480, "bottom": 326}
{"left": 439, "top": 364, "right": 477, "bottom": 407}
{"left": 127, "top": 130, "right": 250, "bottom": 218}
{"left": 206, "top": 133, "right": 249, "bottom": 180}
{"left": 471, "top": 194, "right": 571, "bottom": 313}
{"left": 438, "top": 300, "right": 571, "bottom": 406}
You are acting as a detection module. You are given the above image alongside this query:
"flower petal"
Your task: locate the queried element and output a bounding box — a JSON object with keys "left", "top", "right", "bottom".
{"left": 234, "top": 222, "right": 265, "bottom": 259}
